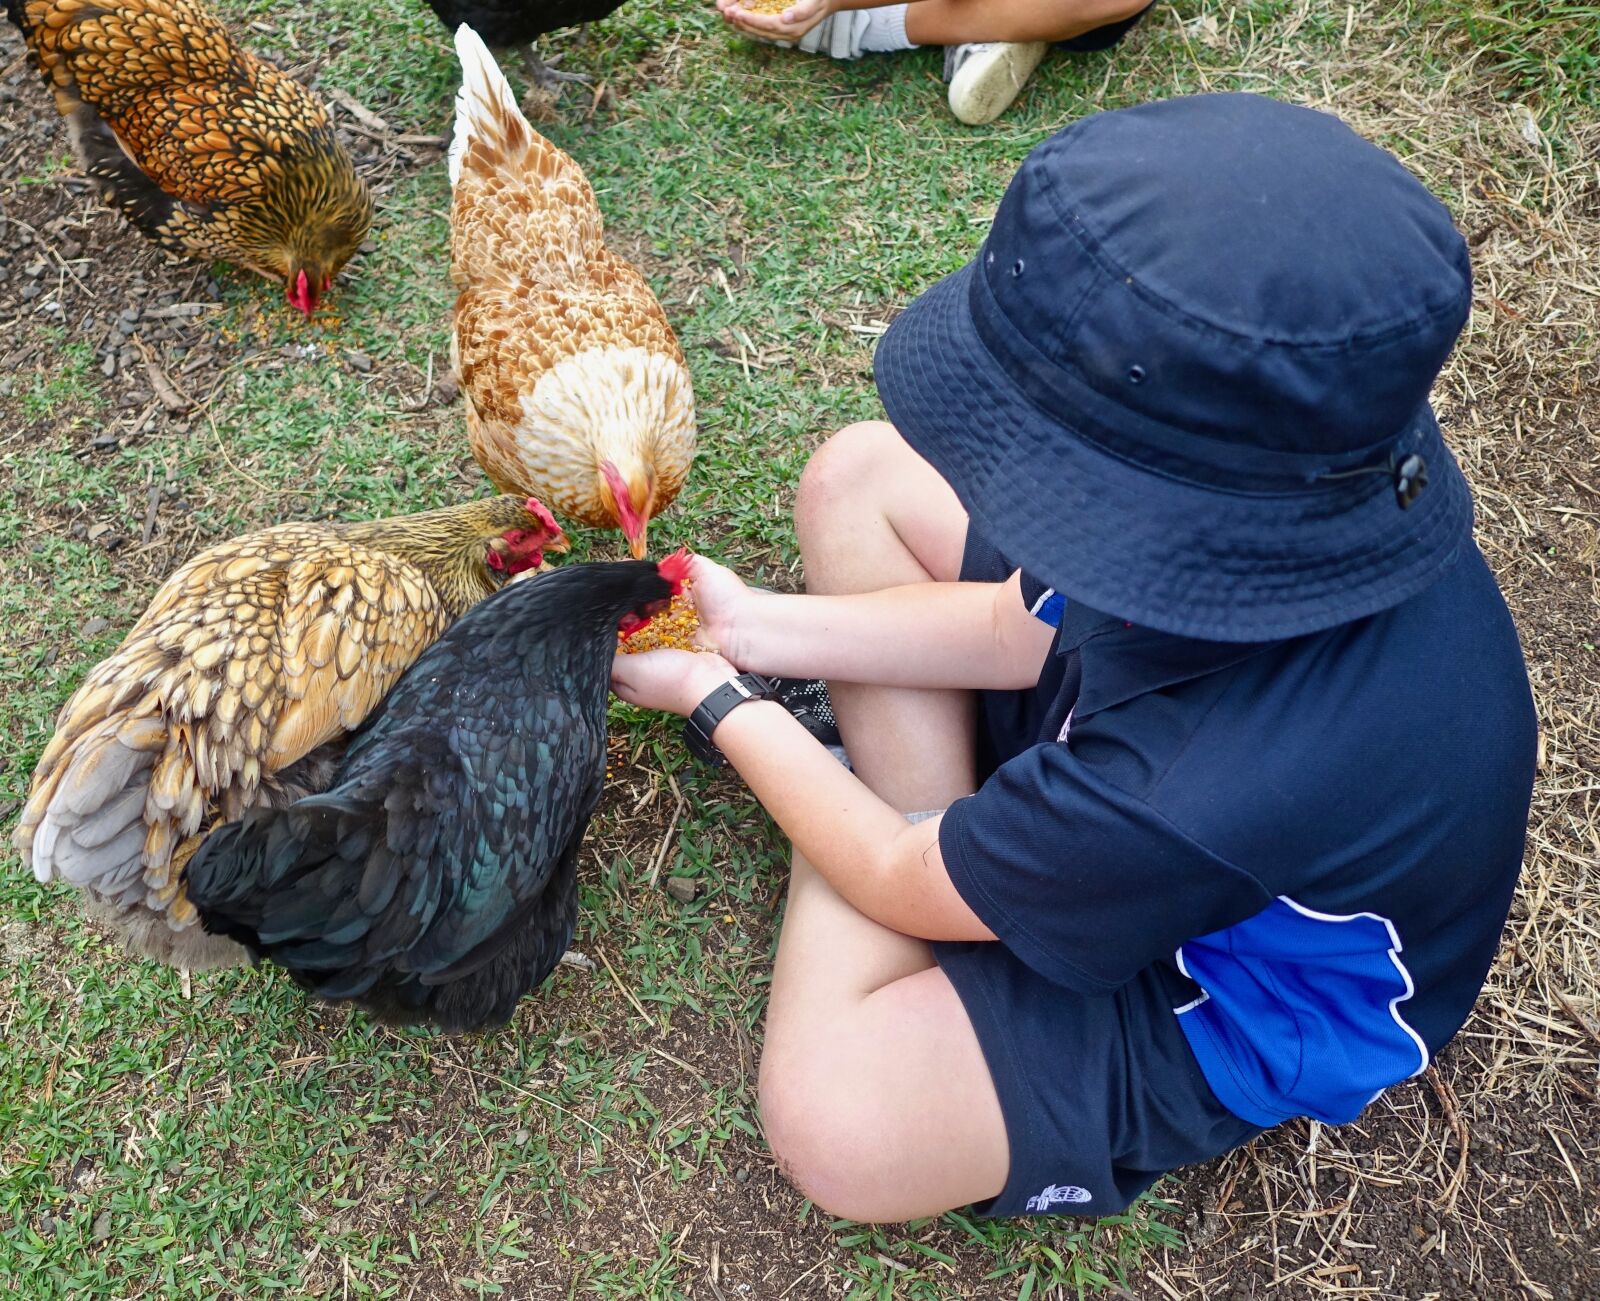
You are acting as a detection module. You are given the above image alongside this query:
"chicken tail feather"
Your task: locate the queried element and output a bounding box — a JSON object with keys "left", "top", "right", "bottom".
{"left": 449, "top": 23, "right": 526, "bottom": 188}
{"left": 185, "top": 800, "right": 379, "bottom": 964}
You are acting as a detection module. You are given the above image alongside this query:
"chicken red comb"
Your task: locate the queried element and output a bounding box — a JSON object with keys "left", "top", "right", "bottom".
{"left": 657, "top": 548, "right": 693, "bottom": 590}
{"left": 524, "top": 497, "right": 561, "bottom": 536}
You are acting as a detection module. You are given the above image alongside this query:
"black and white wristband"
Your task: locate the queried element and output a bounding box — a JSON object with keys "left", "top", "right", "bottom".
{"left": 683, "top": 673, "right": 779, "bottom": 766}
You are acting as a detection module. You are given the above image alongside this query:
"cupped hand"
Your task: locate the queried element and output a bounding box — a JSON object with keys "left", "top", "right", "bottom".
{"left": 611, "top": 649, "right": 738, "bottom": 718}
{"left": 716, "top": 0, "right": 834, "bottom": 40}
{"left": 685, "top": 555, "right": 757, "bottom": 663}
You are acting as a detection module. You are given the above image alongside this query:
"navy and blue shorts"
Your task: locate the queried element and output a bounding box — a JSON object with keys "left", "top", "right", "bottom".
{"left": 930, "top": 531, "right": 1261, "bottom": 1218}
{"left": 1057, "top": 3, "right": 1156, "bottom": 53}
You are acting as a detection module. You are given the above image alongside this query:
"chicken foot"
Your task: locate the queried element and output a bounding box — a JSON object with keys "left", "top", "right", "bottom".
{"left": 520, "top": 46, "right": 592, "bottom": 93}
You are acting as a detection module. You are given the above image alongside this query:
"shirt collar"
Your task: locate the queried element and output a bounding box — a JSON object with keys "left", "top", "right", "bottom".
{"left": 1057, "top": 599, "right": 1277, "bottom": 719}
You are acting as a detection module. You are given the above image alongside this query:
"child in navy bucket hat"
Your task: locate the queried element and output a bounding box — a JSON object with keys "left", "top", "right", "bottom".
{"left": 612, "top": 93, "right": 1537, "bottom": 1221}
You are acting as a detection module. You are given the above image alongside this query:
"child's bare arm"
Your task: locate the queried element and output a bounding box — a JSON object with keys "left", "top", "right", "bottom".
{"left": 610, "top": 649, "right": 990, "bottom": 939}
{"left": 715, "top": 698, "right": 986, "bottom": 938}
{"left": 692, "top": 557, "right": 1055, "bottom": 690}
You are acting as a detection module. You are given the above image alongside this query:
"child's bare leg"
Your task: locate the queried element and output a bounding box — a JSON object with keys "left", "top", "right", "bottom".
{"left": 761, "top": 853, "right": 1009, "bottom": 1219}
{"left": 722, "top": 0, "right": 1148, "bottom": 47}
{"left": 903, "top": 0, "right": 1150, "bottom": 46}
{"left": 792, "top": 420, "right": 974, "bottom": 812}
{"left": 759, "top": 421, "right": 1008, "bottom": 1221}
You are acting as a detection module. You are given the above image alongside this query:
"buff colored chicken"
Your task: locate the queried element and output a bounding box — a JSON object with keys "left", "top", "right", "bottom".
{"left": 15, "top": 496, "right": 567, "bottom": 970}
{"left": 448, "top": 23, "right": 695, "bottom": 559}
{"left": 5, "top": 0, "right": 373, "bottom": 315}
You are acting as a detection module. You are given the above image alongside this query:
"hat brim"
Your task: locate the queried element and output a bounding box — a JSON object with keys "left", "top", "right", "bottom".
{"left": 875, "top": 263, "right": 1473, "bottom": 642}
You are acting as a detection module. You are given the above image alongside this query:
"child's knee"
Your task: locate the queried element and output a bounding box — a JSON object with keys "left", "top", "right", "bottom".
{"left": 795, "top": 421, "right": 900, "bottom": 543}
{"left": 758, "top": 1060, "right": 898, "bottom": 1221}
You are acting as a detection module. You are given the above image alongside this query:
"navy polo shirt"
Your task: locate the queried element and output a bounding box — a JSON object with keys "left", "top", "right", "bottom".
{"left": 939, "top": 545, "right": 1535, "bottom": 1128}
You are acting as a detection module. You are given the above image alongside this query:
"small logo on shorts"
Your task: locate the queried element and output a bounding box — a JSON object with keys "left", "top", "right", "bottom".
{"left": 1025, "top": 1183, "right": 1092, "bottom": 1212}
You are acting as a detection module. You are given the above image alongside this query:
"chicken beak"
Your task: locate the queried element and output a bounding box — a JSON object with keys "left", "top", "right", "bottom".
{"left": 599, "top": 459, "right": 654, "bottom": 560}
{"left": 545, "top": 531, "right": 572, "bottom": 555}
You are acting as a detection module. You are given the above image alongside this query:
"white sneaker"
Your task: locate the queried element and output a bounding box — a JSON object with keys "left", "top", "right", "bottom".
{"left": 945, "top": 41, "right": 1050, "bottom": 125}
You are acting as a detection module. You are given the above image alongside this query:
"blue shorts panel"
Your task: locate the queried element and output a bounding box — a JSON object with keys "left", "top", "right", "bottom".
{"left": 933, "top": 942, "right": 1260, "bottom": 1217}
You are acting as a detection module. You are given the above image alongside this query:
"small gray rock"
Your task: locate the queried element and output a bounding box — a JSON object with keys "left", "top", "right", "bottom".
{"left": 665, "top": 876, "right": 699, "bottom": 904}
{"left": 91, "top": 1210, "right": 112, "bottom": 1242}
{"left": 81, "top": 617, "right": 110, "bottom": 637}
{"left": 343, "top": 349, "right": 373, "bottom": 374}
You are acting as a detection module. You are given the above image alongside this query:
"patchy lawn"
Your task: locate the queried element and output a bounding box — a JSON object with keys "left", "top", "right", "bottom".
{"left": 1, "top": 1, "right": 1595, "bottom": 1296}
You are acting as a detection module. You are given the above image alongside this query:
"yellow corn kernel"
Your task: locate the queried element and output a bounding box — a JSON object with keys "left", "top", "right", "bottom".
{"left": 616, "top": 587, "right": 709, "bottom": 655}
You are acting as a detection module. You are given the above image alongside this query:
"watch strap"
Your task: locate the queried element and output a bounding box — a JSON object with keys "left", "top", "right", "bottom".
{"left": 684, "top": 673, "right": 778, "bottom": 765}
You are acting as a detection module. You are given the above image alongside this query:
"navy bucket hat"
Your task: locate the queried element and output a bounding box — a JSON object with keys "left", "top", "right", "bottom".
{"left": 875, "top": 93, "right": 1474, "bottom": 642}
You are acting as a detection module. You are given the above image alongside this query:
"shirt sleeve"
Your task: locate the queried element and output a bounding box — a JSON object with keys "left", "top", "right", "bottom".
{"left": 1017, "top": 571, "right": 1065, "bottom": 628}
{"left": 939, "top": 742, "right": 1272, "bottom": 994}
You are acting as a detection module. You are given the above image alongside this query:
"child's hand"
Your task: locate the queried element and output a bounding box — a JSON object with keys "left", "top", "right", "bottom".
{"left": 612, "top": 649, "right": 738, "bottom": 718}
{"left": 717, "top": 0, "right": 835, "bottom": 41}
{"left": 686, "top": 555, "right": 756, "bottom": 663}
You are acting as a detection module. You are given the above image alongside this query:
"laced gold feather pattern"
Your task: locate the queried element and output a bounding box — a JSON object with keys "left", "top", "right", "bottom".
{"left": 13, "top": 497, "right": 551, "bottom": 969}
{"left": 14, "top": 0, "right": 372, "bottom": 290}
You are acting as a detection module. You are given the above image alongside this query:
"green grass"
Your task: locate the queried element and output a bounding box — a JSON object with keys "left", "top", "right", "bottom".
{"left": 2, "top": 1, "right": 1595, "bottom": 1296}
{"left": 1422, "top": 2, "right": 1600, "bottom": 116}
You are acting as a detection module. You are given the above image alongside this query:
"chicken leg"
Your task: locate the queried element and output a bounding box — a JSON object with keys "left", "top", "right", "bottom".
{"left": 520, "top": 45, "right": 591, "bottom": 93}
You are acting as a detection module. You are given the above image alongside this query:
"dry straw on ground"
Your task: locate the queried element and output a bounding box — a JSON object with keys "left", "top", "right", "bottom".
{"left": 1137, "top": 6, "right": 1600, "bottom": 1296}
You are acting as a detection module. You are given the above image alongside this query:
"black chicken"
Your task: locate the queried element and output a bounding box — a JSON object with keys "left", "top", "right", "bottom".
{"left": 183, "top": 553, "right": 690, "bottom": 1033}
{"left": 425, "top": 3, "right": 628, "bottom": 92}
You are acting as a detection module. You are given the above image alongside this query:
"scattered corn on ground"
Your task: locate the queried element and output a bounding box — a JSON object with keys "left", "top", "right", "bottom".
{"left": 616, "top": 588, "right": 709, "bottom": 653}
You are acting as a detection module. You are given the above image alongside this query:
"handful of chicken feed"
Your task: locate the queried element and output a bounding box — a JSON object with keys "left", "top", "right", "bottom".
{"left": 741, "top": 0, "right": 793, "bottom": 12}
{"left": 616, "top": 587, "right": 708, "bottom": 654}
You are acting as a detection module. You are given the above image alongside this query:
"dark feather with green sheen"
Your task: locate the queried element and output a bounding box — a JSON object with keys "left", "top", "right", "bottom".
{"left": 184, "top": 560, "right": 674, "bottom": 1033}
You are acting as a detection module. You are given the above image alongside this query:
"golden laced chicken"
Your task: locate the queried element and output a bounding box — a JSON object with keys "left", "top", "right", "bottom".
{"left": 6, "top": 0, "right": 374, "bottom": 315}
{"left": 14, "top": 497, "right": 567, "bottom": 970}
{"left": 448, "top": 24, "right": 696, "bottom": 559}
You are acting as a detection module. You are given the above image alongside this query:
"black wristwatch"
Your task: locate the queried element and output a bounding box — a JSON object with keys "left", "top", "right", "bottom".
{"left": 684, "top": 673, "right": 779, "bottom": 765}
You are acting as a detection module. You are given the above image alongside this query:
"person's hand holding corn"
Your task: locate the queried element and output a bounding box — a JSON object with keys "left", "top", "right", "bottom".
{"left": 716, "top": 0, "right": 837, "bottom": 42}
{"left": 611, "top": 556, "right": 762, "bottom": 714}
